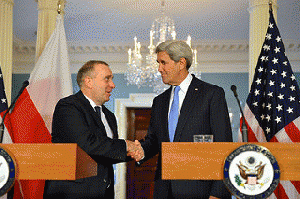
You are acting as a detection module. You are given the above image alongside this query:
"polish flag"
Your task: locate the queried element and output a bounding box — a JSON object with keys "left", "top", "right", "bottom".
{"left": 3, "top": 13, "right": 72, "bottom": 199}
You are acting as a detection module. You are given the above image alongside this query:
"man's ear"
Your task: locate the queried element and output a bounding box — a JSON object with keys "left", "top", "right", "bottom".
{"left": 84, "top": 76, "right": 93, "bottom": 89}
{"left": 179, "top": 57, "right": 187, "bottom": 70}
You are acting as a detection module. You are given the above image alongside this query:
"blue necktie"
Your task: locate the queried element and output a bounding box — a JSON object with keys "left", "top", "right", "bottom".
{"left": 168, "top": 86, "right": 180, "bottom": 142}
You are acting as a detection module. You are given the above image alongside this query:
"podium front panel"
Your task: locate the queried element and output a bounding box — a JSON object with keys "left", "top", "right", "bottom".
{"left": 162, "top": 142, "right": 300, "bottom": 181}
{"left": 1, "top": 143, "right": 97, "bottom": 180}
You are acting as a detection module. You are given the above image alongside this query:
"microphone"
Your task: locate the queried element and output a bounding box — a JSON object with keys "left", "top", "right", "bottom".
{"left": 0, "top": 80, "right": 29, "bottom": 143}
{"left": 230, "top": 85, "right": 238, "bottom": 97}
{"left": 230, "top": 85, "right": 248, "bottom": 142}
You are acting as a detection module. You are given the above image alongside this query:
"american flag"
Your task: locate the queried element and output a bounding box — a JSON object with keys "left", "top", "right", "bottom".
{"left": 0, "top": 67, "right": 8, "bottom": 116}
{"left": 241, "top": 9, "right": 300, "bottom": 198}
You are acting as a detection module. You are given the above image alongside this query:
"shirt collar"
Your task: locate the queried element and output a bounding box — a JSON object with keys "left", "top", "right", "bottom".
{"left": 172, "top": 73, "right": 193, "bottom": 94}
{"left": 83, "top": 94, "right": 99, "bottom": 109}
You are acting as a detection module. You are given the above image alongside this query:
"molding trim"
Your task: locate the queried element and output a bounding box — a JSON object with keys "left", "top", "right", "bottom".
{"left": 114, "top": 93, "right": 156, "bottom": 199}
{"left": 13, "top": 39, "right": 300, "bottom": 54}
{"left": 13, "top": 39, "right": 300, "bottom": 74}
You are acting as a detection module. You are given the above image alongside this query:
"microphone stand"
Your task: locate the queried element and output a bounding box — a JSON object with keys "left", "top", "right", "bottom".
{"left": 231, "top": 85, "right": 248, "bottom": 142}
{"left": 0, "top": 81, "right": 29, "bottom": 143}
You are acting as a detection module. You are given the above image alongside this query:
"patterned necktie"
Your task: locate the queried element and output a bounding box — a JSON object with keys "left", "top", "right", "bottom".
{"left": 168, "top": 86, "right": 180, "bottom": 142}
{"left": 95, "top": 106, "right": 102, "bottom": 120}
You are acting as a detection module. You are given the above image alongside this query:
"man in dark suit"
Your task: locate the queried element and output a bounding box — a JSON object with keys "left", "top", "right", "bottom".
{"left": 133, "top": 41, "right": 233, "bottom": 199}
{"left": 44, "top": 60, "right": 136, "bottom": 199}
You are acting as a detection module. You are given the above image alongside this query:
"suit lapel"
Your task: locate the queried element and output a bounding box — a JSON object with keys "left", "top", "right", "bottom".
{"left": 174, "top": 77, "right": 201, "bottom": 142}
{"left": 76, "top": 91, "right": 107, "bottom": 133}
{"left": 161, "top": 87, "right": 172, "bottom": 142}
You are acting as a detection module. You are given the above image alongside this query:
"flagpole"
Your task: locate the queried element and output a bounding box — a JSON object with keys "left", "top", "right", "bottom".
{"left": 57, "top": 0, "right": 62, "bottom": 15}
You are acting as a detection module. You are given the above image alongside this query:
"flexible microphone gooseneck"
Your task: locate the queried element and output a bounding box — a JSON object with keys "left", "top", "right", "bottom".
{"left": 231, "top": 85, "right": 248, "bottom": 142}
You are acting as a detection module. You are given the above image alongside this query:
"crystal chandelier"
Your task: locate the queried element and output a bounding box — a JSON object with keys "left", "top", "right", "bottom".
{"left": 125, "top": 0, "right": 201, "bottom": 94}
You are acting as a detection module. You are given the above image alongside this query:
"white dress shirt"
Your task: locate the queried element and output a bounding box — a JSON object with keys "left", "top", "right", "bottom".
{"left": 84, "top": 95, "right": 113, "bottom": 139}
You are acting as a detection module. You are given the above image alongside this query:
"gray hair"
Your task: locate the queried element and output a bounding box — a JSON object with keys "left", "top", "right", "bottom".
{"left": 155, "top": 40, "right": 193, "bottom": 69}
{"left": 77, "top": 60, "right": 109, "bottom": 87}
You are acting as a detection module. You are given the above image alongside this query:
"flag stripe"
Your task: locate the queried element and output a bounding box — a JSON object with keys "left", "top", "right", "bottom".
{"left": 273, "top": 127, "right": 292, "bottom": 142}
{"left": 275, "top": 183, "right": 288, "bottom": 199}
{"left": 281, "top": 181, "right": 300, "bottom": 198}
{"left": 4, "top": 89, "right": 51, "bottom": 143}
{"left": 284, "top": 121, "right": 300, "bottom": 142}
{"left": 291, "top": 181, "right": 300, "bottom": 196}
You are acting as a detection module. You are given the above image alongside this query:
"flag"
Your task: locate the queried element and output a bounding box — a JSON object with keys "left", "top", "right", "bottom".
{"left": 240, "top": 8, "right": 300, "bottom": 198}
{"left": 5, "top": 14, "right": 72, "bottom": 199}
{"left": 0, "top": 68, "right": 8, "bottom": 117}
{"left": 0, "top": 67, "right": 13, "bottom": 199}
{"left": 0, "top": 67, "right": 13, "bottom": 144}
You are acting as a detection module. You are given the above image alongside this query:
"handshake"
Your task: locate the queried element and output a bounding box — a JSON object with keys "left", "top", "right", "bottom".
{"left": 126, "top": 140, "right": 144, "bottom": 162}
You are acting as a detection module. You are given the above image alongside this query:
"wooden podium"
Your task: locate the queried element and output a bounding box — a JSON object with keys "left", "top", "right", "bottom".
{"left": 0, "top": 143, "right": 97, "bottom": 180}
{"left": 162, "top": 142, "right": 300, "bottom": 181}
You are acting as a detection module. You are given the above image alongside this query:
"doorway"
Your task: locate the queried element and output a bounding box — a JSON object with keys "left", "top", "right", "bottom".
{"left": 126, "top": 108, "right": 158, "bottom": 199}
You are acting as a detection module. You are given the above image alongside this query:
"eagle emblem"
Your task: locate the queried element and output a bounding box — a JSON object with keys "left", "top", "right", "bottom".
{"left": 237, "top": 160, "right": 266, "bottom": 185}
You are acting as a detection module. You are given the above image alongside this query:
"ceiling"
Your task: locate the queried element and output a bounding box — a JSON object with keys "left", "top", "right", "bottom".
{"left": 13, "top": 0, "right": 300, "bottom": 47}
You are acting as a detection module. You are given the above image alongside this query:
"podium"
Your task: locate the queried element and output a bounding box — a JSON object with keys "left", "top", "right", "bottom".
{"left": 1, "top": 143, "right": 97, "bottom": 180}
{"left": 161, "top": 142, "right": 300, "bottom": 181}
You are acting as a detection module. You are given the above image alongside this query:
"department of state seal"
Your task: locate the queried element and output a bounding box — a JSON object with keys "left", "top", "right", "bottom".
{"left": 0, "top": 146, "right": 16, "bottom": 196}
{"left": 224, "top": 144, "right": 280, "bottom": 199}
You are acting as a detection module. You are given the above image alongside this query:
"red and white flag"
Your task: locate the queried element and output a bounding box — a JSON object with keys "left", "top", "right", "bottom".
{"left": 239, "top": 8, "right": 300, "bottom": 199}
{"left": 4, "top": 13, "right": 72, "bottom": 199}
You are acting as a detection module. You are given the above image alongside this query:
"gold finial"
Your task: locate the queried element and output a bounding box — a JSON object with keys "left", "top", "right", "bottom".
{"left": 269, "top": 1, "right": 273, "bottom": 11}
{"left": 57, "top": 0, "right": 62, "bottom": 14}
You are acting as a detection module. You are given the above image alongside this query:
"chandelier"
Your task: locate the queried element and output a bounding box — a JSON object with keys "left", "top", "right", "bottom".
{"left": 125, "top": 0, "right": 201, "bottom": 94}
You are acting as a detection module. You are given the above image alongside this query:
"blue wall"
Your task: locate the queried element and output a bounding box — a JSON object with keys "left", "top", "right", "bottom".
{"left": 12, "top": 72, "right": 300, "bottom": 142}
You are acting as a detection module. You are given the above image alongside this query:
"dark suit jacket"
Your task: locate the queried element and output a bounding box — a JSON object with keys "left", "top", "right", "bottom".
{"left": 140, "top": 75, "right": 233, "bottom": 199}
{"left": 44, "top": 91, "right": 128, "bottom": 199}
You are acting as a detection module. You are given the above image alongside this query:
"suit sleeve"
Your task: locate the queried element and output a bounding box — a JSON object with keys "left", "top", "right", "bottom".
{"left": 139, "top": 97, "right": 160, "bottom": 163}
{"left": 52, "top": 99, "right": 128, "bottom": 164}
{"left": 209, "top": 86, "right": 233, "bottom": 198}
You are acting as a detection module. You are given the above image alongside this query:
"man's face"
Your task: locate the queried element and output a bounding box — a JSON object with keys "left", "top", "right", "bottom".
{"left": 89, "top": 64, "right": 115, "bottom": 105}
{"left": 157, "top": 51, "right": 181, "bottom": 85}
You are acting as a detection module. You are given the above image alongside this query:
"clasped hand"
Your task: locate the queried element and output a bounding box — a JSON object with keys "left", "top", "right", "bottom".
{"left": 126, "top": 140, "right": 144, "bottom": 162}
